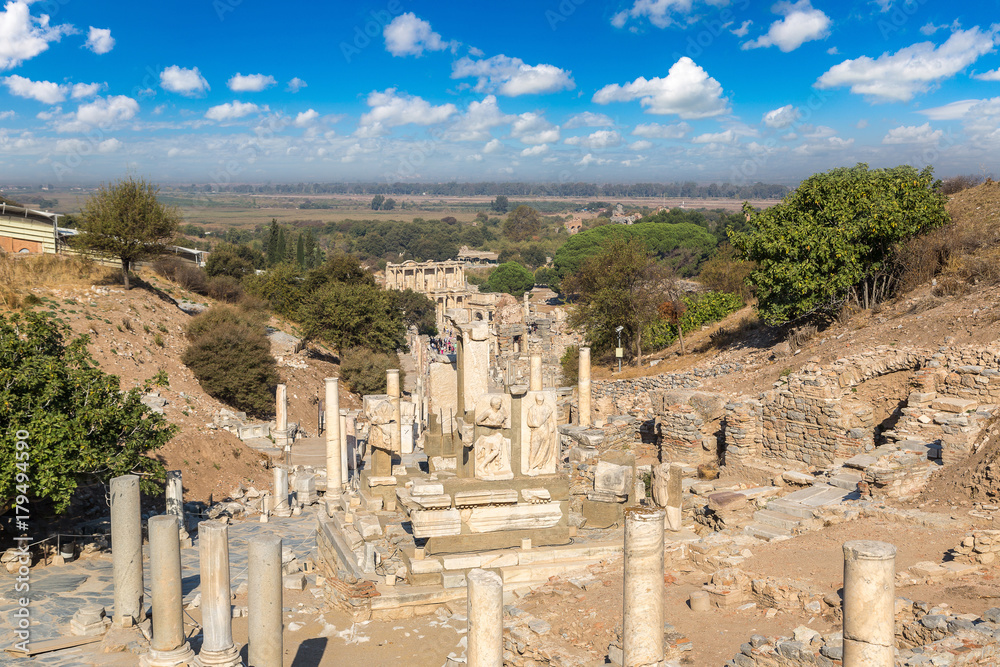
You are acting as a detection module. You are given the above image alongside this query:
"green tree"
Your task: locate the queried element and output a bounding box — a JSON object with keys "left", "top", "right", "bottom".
{"left": 298, "top": 281, "right": 406, "bottom": 354}
{"left": 388, "top": 289, "right": 438, "bottom": 336}
{"left": 491, "top": 195, "right": 509, "bottom": 213}
{"left": 383, "top": 197, "right": 396, "bottom": 211}
{"left": 729, "top": 163, "right": 949, "bottom": 324}
{"left": 242, "top": 263, "right": 304, "bottom": 318}
{"left": 302, "top": 253, "right": 375, "bottom": 292}
{"left": 340, "top": 348, "right": 404, "bottom": 395}
{"left": 502, "top": 205, "right": 541, "bottom": 242}
{"left": 265, "top": 219, "right": 280, "bottom": 266}
{"left": 564, "top": 238, "right": 668, "bottom": 364}
{"left": 276, "top": 227, "right": 287, "bottom": 262}
{"left": 182, "top": 307, "right": 279, "bottom": 418}
{"left": 484, "top": 261, "right": 535, "bottom": 296}
{"left": 0, "top": 311, "right": 176, "bottom": 512}
{"left": 74, "top": 175, "right": 179, "bottom": 289}
{"left": 302, "top": 230, "right": 317, "bottom": 269}
{"left": 296, "top": 233, "right": 305, "bottom": 267}
{"left": 205, "top": 243, "right": 257, "bottom": 279}
{"left": 371, "top": 194, "right": 385, "bottom": 210}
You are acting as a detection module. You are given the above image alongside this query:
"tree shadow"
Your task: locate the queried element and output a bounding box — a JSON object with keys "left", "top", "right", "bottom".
{"left": 290, "top": 637, "right": 329, "bottom": 667}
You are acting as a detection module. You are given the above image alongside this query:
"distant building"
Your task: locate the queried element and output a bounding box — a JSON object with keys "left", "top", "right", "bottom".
{"left": 457, "top": 246, "right": 499, "bottom": 265}
{"left": 565, "top": 219, "right": 583, "bottom": 234}
{"left": 610, "top": 203, "right": 642, "bottom": 225}
{"left": 384, "top": 259, "right": 500, "bottom": 324}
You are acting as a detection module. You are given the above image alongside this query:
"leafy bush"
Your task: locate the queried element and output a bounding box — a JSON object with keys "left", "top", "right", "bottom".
{"left": 298, "top": 281, "right": 406, "bottom": 354}
{"left": 0, "top": 311, "right": 175, "bottom": 512}
{"left": 646, "top": 291, "right": 744, "bottom": 349}
{"left": 730, "top": 163, "right": 948, "bottom": 324}
{"left": 205, "top": 243, "right": 258, "bottom": 278}
{"left": 242, "top": 263, "right": 303, "bottom": 318}
{"left": 182, "top": 306, "right": 278, "bottom": 418}
{"left": 560, "top": 345, "right": 579, "bottom": 385}
{"left": 340, "top": 347, "right": 405, "bottom": 395}
{"left": 207, "top": 275, "right": 244, "bottom": 303}
{"left": 697, "top": 243, "right": 755, "bottom": 301}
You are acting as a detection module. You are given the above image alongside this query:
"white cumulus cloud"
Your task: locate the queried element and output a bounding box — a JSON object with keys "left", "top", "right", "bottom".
{"left": 742, "top": 0, "right": 831, "bottom": 52}
{"left": 762, "top": 104, "right": 801, "bottom": 128}
{"left": 593, "top": 57, "right": 728, "bottom": 119}
{"left": 564, "top": 111, "right": 615, "bottom": 128}
{"left": 72, "top": 82, "right": 103, "bottom": 99}
{"left": 974, "top": 69, "right": 1000, "bottom": 81}
{"left": 881, "top": 123, "right": 944, "bottom": 144}
{"left": 632, "top": 121, "right": 689, "bottom": 138}
{"left": 85, "top": 27, "right": 114, "bottom": 54}
{"left": 287, "top": 77, "right": 307, "bottom": 93}
{"left": 3, "top": 74, "right": 64, "bottom": 104}
{"left": 629, "top": 140, "right": 653, "bottom": 150}
{"left": 483, "top": 138, "right": 502, "bottom": 153}
{"left": 205, "top": 101, "right": 262, "bottom": 122}
{"left": 384, "top": 13, "right": 454, "bottom": 56}
{"left": 0, "top": 1, "right": 74, "bottom": 71}
{"left": 227, "top": 73, "right": 276, "bottom": 92}
{"left": 356, "top": 88, "right": 456, "bottom": 137}
{"left": 160, "top": 66, "right": 210, "bottom": 97}
{"left": 66, "top": 95, "right": 139, "bottom": 131}
{"left": 97, "top": 137, "right": 121, "bottom": 153}
{"left": 816, "top": 27, "right": 997, "bottom": 102}
{"left": 521, "top": 144, "right": 549, "bottom": 156}
{"left": 293, "top": 109, "right": 319, "bottom": 127}
{"left": 565, "top": 130, "right": 622, "bottom": 149}
{"left": 692, "top": 129, "right": 739, "bottom": 144}
{"left": 452, "top": 55, "right": 574, "bottom": 96}
{"left": 611, "top": 0, "right": 696, "bottom": 29}
{"left": 447, "top": 95, "right": 513, "bottom": 141}
{"left": 510, "top": 112, "right": 560, "bottom": 145}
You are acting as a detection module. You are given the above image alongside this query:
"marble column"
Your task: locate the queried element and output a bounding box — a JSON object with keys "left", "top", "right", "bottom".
{"left": 529, "top": 354, "right": 543, "bottom": 392}
{"left": 325, "top": 377, "right": 342, "bottom": 502}
{"left": 623, "top": 508, "right": 665, "bottom": 667}
{"left": 196, "top": 522, "right": 241, "bottom": 666}
{"left": 387, "top": 369, "right": 402, "bottom": 456}
{"left": 345, "top": 413, "right": 357, "bottom": 472}
{"left": 165, "top": 470, "right": 191, "bottom": 547}
{"left": 141, "top": 516, "right": 194, "bottom": 667}
{"left": 274, "top": 384, "right": 288, "bottom": 446}
{"left": 466, "top": 568, "right": 503, "bottom": 667}
{"left": 843, "top": 540, "right": 896, "bottom": 667}
{"left": 111, "top": 474, "right": 143, "bottom": 627}
{"left": 339, "top": 409, "right": 349, "bottom": 485}
{"left": 666, "top": 463, "right": 683, "bottom": 532}
{"left": 578, "top": 347, "right": 592, "bottom": 427}
{"left": 248, "top": 535, "right": 283, "bottom": 667}
{"left": 272, "top": 467, "right": 290, "bottom": 517}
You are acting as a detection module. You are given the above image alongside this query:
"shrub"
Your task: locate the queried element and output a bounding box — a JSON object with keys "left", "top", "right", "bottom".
{"left": 242, "top": 263, "right": 303, "bottom": 319}
{"left": 940, "top": 174, "right": 984, "bottom": 195}
{"left": 340, "top": 347, "right": 404, "bottom": 395}
{"left": 182, "top": 306, "right": 278, "bottom": 417}
{"left": 298, "top": 281, "right": 406, "bottom": 354}
{"left": 646, "top": 291, "right": 744, "bottom": 349}
{"left": 205, "top": 243, "right": 257, "bottom": 278}
{"left": 207, "top": 275, "right": 244, "bottom": 303}
{"left": 697, "top": 243, "right": 755, "bottom": 301}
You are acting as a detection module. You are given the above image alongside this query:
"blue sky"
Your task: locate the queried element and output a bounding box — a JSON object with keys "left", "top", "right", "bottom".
{"left": 1, "top": 0, "right": 999, "bottom": 186}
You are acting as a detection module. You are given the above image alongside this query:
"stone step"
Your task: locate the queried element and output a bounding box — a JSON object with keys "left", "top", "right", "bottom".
{"left": 828, "top": 473, "right": 862, "bottom": 491}
{"left": 782, "top": 483, "right": 852, "bottom": 507}
{"left": 766, "top": 499, "right": 815, "bottom": 519}
{"left": 745, "top": 523, "right": 791, "bottom": 541}
{"left": 753, "top": 509, "right": 802, "bottom": 531}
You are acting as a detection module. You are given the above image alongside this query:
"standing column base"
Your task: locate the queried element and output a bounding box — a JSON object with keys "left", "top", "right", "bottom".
{"left": 664, "top": 506, "right": 682, "bottom": 531}
{"left": 195, "top": 644, "right": 243, "bottom": 667}
{"left": 139, "top": 642, "right": 196, "bottom": 667}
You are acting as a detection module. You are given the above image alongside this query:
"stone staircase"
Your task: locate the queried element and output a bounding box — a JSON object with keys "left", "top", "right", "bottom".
{"left": 744, "top": 483, "right": 857, "bottom": 542}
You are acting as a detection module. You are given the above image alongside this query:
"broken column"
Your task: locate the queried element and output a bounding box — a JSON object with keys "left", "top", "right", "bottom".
{"left": 272, "top": 467, "right": 290, "bottom": 517}
{"left": 248, "top": 534, "right": 283, "bottom": 667}
{"left": 623, "top": 507, "right": 665, "bottom": 667}
{"left": 579, "top": 346, "right": 592, "bottom": 427}
{"left": 339, "top": 409, "right": 349, "bottom": 485}
{"left": 111, "top": 474, "right": 143, "bottom": 627}
{"left": 387, "top": 369, "right": 402, "bottom": 455}
{"left": 164, "top": 470, "right": 190, "bottom": 547}
{"left": 466, "top": 568, "right": 503, "bottom": 667}
{"left": 141, "top": 516, "right": 194, "bottom": 666}
{"left": 274, "top": 383, "right": 288, "bottom": 446}
{"left": 530, "top": 354, "right": 543, "bottom": 391}
{"left": 666, "top": 463, "right": 683, "bottom": 531}
{"left": 197, "top": 522, "right": 241, "bottom": 666}
{"left": 843, "top": 540, "right": 896, "bottom": 667}
{"left": 325, "top": 377, "right": 343, "bottom": 502}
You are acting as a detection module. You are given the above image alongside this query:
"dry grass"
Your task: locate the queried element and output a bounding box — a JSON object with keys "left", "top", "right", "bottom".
{"left": 0, "top": 253, "right": 115, "bottom": 310}
{"left": 786, "top": 323, "right": 818, "bottom": 348}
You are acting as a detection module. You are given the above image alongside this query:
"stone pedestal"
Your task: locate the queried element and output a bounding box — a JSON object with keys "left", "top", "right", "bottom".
{"left": 294, "top": 473, "right": 317, "bottom": 506}
{"left": 529, "top": 354, "right": 543, "bottom": 391}
{"left": 843, "top": 540, "right": 896, "bottom": 667}
{"left": 325, "top": 377, "right": 343, "bottom": 502}
{"left": 141, "top": 516, "right": 195, "bottom": 667}
{"left": 467, "top": 568, "right": 503, "bottom": 667}
{"left": 623, "top": 508, "right": 665, "bottom": 667}
{"left": 70, "top": 605, "right": 109, "bottom": 636}
{"left": 272, "top": 467, "right": 290, "bottom": 517}
{"left": 111, "top": 474, "right": 143, "bottom": 627}
{"left": 196, "top": 522, "right": 241, "bottom": 667}
{"left": 578, "top": 347, "right": 591, "bottom": 427}
{"left": 248, "top": 535, "right": 283, "bottom": 667}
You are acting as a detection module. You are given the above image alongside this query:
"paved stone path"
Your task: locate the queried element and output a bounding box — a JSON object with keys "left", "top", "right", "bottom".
{"left": 0, "top": 510, "right": 320, "bottom": 666}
